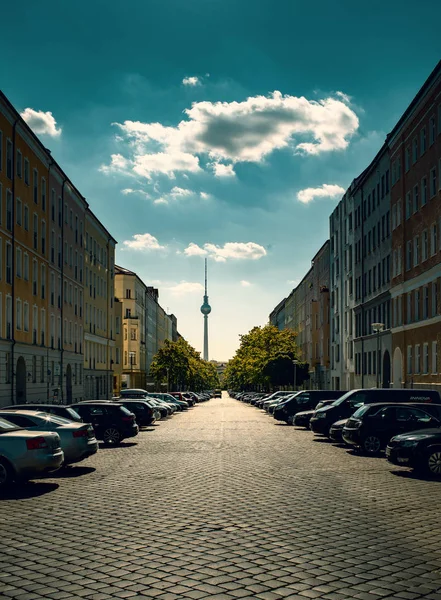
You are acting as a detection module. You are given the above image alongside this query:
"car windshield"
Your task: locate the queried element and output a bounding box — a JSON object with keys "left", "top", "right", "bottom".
{"left": 66, "top": 408, "right": 82, "bottom": 421}
{"left": 352, "top": 405, "right": 372, "bottom": 418}
{"left": 332, "top": 391, "right": 357, "bottom": 406}
{"left": 119, "top": 406, "right": 134, "bottom": 416}
{"left": 0, "top": 417, "right": 22, "bottom": 432}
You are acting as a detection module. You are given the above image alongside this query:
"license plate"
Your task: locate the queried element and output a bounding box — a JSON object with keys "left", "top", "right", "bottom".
{"left": 397, "top": 457, "right": 409, "bottom": 464}
{"left": 385, "top": 447, "right": 391, "bottom": 457}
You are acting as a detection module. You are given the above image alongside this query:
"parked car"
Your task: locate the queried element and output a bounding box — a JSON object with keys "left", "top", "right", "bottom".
{"left": 213, "top": 389, "right": 222, "bottom": 398}
{"left": 4, "top": 404, "right": 83, "bottom": 422}
{"left": 274, "top": 391, "right": 347, "bottom": 424}
{"left": 72, "top": 402, "right": 139, "bottom": 445}
{"left": 342, "top": 402, "right": 441, "bottom": 454}
{"left": 386, "top": 428, "right": 441, "bottom": 475}
{"left": 170, "top": 392, "right": 195, "bottom": 406}
{"left": 329, "top": 419, "right": 349, "bottom": 442}
{"left": 0, "top": 416, "right": 64, "bottom": 487}
{"left": 293, "top": 399, "right": 339, "bottom": 428}
{"left": 113, "top": 400, "right": 157, "bottom": 427}
{"left": 152, "top": 393, "right": 189, "bottom": 410}
{"left": 310, "top": 389, "right": 441, "bottom": 436}
{"left": 0, "top": 410, "right": 98, "bottom": 465}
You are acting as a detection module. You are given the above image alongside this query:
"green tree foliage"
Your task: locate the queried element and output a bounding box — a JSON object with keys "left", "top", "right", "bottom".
{"left": 223, "top": 324, "right": 308, "bottom": 390}
{"left": 150, "top": 338, "right": 220, "bottom": 391}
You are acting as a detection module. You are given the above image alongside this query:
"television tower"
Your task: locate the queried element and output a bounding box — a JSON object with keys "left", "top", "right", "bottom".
{"left": 200, "top": 258, "right": 211, "bottom": 361}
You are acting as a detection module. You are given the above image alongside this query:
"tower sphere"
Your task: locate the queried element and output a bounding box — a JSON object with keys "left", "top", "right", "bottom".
{"left": 201, "top": 302, "right": 211, "bottom": 315}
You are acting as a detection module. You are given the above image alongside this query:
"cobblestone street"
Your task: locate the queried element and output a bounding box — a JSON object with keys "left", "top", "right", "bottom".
{"left": 1, "top": 394, "right": 441, "bottom": 600}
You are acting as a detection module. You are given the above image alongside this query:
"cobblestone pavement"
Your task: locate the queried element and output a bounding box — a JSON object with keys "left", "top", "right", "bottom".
{"left": 1, "top": 394, "right": 441, "bottom": 600}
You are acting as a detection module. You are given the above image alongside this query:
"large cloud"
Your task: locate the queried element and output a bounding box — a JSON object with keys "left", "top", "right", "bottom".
{"left": 101, "top": 91, "right": 359, "bottom": 179}
{"left": 123, "top": 233, "right": 165, "bottom": 251}
{"left": 297, "top": 183, "right": 345, "bottom": 204}
{"left": 20, "top": 108, "right": 62, "bottom": 137}
{"left": 183, "top": 241, "right": 266, "bottom": 262}
{"left": 167, "top": 281, "right": 204, "bottom": 295}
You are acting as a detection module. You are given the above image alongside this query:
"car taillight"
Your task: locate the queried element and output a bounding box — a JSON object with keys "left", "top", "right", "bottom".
{"left": 73, "top": 429, "right": 89, "bottom": 438}
{"left": 26, "top": 436, "right": 49, "bottom": 450}
{"left": 122, "top": 416, "right": 134, "bottom": 422}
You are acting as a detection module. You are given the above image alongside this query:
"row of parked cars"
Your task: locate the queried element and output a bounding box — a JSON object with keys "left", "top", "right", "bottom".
{"left": 0, "top": 389, "right": 214, "bottom": 488}
{"left": 231, "top": 388, "right": 441, "bottom": 476}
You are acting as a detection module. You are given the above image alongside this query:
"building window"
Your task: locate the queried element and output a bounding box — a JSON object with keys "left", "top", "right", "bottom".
{"left": 16, "top": 248, "right": 22, "bottom": 278}
{"left": 33, "top": 169, "right": 38, "bottom": 204}
{"left": 422, "top": 230, "right": 428, "bottom": 261}
{"left": 16, "top": 150, "right": 22, "bottom": 178}
{"left": 6, "top": 243, "right": 12, "bottom": 284}
{"left": 415, "top": 344, "right": 421, "bottom": 374}
{"left": 41, "top": 265, "right": 46, "bottom": 300}
{"left": 41, "top": 221, "right": 46, "bottom": 255}
{"left": 51, "top": 189, "right": 55, "bottom": 221}
{"left": 6, "top": 140, "right": 12, "bottom": 179}
{"left": 41, "top": 178, "right": 46, "bottom": 211}
{"left": 432, "top": 341, "right": 438, "bottom": 374}
{"left": 430, "top": 167, "right": 437, "bottom": 197}
{"left": 16, "top": 198, "right": 22, "bottom": 226}
{"left": 406, "top": 241, "right": 412, "bottom": 271}
{"left": 420, "top": 127, "right": 427, "bottom": 155}
{"left": 413, "top": 236, "right": 420, "bottom": 267}
{"left": 407, "top": 345, "right": 412, "bottom": 374}
{"left": 24, "top": 254, "right": 29, "bottom": 281}
{"left": 412, "top": 138, "right": 418, "bottom": 164}
{"left": 414, "top": 289, "right": 420, "bottom": 321}
{"left": 33, "top": 260, "right": 38, "bottom": 296}
{"left": 421, "top": 177, "right": 427, "bottom": 206}
{"left": 23, "top": 302, "right": 29, "bottom": 332}
{"left": 405, "top": 147, "right": 410, "bottom": 172}
{"left": 24, "top": 158, "right": 30, "bottom": 185}
{"left": 16, "top": 299, "right": 22, "bottom": 330}
{"left": 431, "top": 223, "right": 438, "bottom": 255}
{"left": 6, "top": 190, "right": 12, "bottom": 231}
{"left": 432, "top": 282, "right": 438, "bottom": 317}
{"left": 423, "top": 287, "right": 429, "bottom": 320}
{"left": 24, "top": 204, "right": 29, "bottom": 231}
{"left": 430, "top": 116, "right": 436, "bottom": 145}
{"left": 407, "top": 293, "right": 412, "bottom": 324}
{"left": 33, "top": 214, "right": 38, "bottom": 250}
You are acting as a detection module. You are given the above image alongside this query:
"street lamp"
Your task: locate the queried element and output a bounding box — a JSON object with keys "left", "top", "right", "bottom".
{"left": 371, "top": 322, "right": 385, "bottom": 388}
{"left": 129, "top": 351, "right": 135, "bottom": 388}
{"left": 292, "top": 359, "right": 299, "bottom": 390}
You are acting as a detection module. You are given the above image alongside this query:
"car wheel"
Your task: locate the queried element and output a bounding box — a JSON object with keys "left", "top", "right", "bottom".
{"left": 103, "top": 428, "right": 122, "bottom": 445}
{"left": 362, "top": 435, "right": 381, "bottom": 455}
{"left": 0, "top": 458, "right": 13, "bottom": 487}
{"left": 426, "top": 449, "right": 441, "bottom": 476}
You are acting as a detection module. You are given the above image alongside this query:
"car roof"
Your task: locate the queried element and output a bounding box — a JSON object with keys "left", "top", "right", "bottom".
{"left": 365, "top": 402, "right": 441, "bottom": 408}
{"left": 0, "top": 409, "right": 49, "bottom": 416}
{"left": 74, "top": 400, "right": 122, "bottom": 405}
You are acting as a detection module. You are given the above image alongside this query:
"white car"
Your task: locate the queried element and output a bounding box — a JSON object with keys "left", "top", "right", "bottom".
{"left": 0, "top": 411, "right": 98, "bottom": 465}
{"left": 0, "top": 416, "right": 64, "bottom": 487}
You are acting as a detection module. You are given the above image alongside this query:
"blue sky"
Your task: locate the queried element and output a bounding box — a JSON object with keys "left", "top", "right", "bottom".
{"left": 2, "top": 0, "right": 440, "bottom": 360}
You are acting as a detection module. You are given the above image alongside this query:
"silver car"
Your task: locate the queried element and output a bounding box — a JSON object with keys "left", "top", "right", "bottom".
{"left": 0, "top": 411, "right": 98, "bottom": 465}
{"left": 0, "top": 416, "right": 64, "bottom": 487}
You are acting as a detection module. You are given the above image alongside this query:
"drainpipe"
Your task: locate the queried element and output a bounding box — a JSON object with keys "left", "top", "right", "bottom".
{"left": 10, "top": 118, "right": 18, "bottom": 404}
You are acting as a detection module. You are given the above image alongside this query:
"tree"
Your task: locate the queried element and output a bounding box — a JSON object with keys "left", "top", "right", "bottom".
{"left": 150, "top": 338, "right": 220, "bottom": 391}
{"left": 223, "top": 324, "right": 308, "bottom": 390}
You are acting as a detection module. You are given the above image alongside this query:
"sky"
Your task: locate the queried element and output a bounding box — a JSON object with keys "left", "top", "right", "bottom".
{"left": 1, "top": 0, "right": 440, "bottom": 360}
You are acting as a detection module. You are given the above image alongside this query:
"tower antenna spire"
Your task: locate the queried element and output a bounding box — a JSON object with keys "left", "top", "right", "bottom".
{"left": 200, "top": 257, "right": 211, "bottom": 361}
{"left": 205, "top": 258, "right": 207, "bottom": 295}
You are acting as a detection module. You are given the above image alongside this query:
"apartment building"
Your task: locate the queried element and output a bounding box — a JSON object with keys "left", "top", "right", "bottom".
{"left": 115, "top": 265, "right": 147, "bottom": 389}
{"left": 112, "top": 297, "right": 123, "bottom": 395}
{"left": 145, "top": 286, "right": 158, "bottom": 386}
{"left": 269, "top": 298, "right": 287, "bottom": 330}
{"left": 0, "top": 92, "right": 85, "bottom": 405}
{"left": 330, "top": 186, "right": 356, "bottom": 390}
{"left": 389, "top": 61, "right": 441, "bottom": 389}
{"left": 310, "top": 241, "right": 331, "bottom": 389}
{"left": 83, "top": 211, "right": 116, "bottom": 399}
{"left": 353, "top": 145, "right": 392, "bottom": 388}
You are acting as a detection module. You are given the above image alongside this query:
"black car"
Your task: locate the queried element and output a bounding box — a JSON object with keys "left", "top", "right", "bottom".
{"left": 310, "top": 389, "right": 441, "bottom": 436}
{"left": 329, "top": 419, "right": 348, "bottom": 442}
{"left": 386, "top": 428, "right": 441, "bottom": 475}
{"left": 71, "top": 402, "right": 139, "bottom": 445}
{"left": 293, "top": 399, "right": 338, "bottom": 428}
{"left": 274, "top": 391, "right": 347, "bottom": 424}
{"left": 4, "top": 403, "right": 83, "bottom": 422}
{"left": 114, "top": 400, "right": 156, "bottom": 427}
{"left": 342, "top": 402, "right": 441, "bottom": 455}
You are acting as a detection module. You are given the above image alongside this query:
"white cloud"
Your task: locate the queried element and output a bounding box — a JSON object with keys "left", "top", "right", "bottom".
{"left": 170, "top": 186, "right": 192, "bottom": 197}
{"left": 297, "top": 183, "right": 345, "bottom": 204}
{"left": 121, "top": 188, "right": 151, "bottom": 199}
{"left": 210, "top": 162, "right": 236, "bottom": 178}
{"left": 183, "top": 241, "right": 266, "bottom": 262}
{"left": 101, "top": 91, "right": 359, "bottom": 180}
{"left": 200, "top": 192, "right": 211, "bottom": 200}
{"left": 183, "top": 243, "right": 208, "bottom": 257}
{"left": 287, "top": 279, "right": 300, "bottom": 287}
{"left": 20, "top": 108, "right": 62, "bottom": 137}
{"left": 100, "top": 153, "right": 133, "bottom": 175}
{"left": 241, "top": 280, "right": 252, "bottom": 287}
{"left": 122, "top": 233, "right": 166, "bottom": 251}
{"left": 182, "top": 76, "right": 201, "bottom": 86}
{"left": 168, "top": 281, "right": 204, "bottom": 295}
